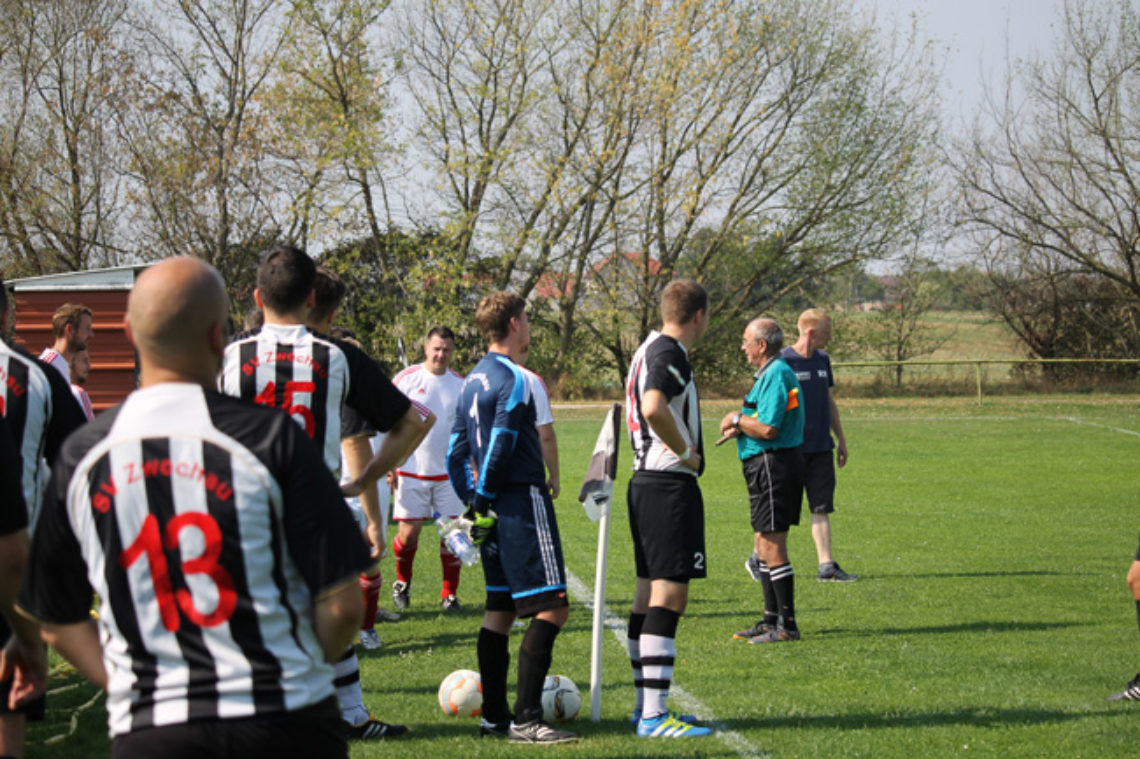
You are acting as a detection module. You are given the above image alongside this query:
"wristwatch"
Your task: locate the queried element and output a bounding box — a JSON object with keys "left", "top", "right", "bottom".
{"left": 732, "top": 412, "right": 742, "bottom": 431}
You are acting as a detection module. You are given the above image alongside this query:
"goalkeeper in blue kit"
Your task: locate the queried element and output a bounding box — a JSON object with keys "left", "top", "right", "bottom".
{"left": 446, "top": 292, "right": 577, "bottom": 745}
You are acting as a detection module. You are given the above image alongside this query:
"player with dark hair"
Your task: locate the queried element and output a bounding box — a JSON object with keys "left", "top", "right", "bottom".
{"left": 16, "top": 257, "right": 373, "bottom": 759}
{"left": 390, "top": 325, "right": 466, "bottom": 612}
{"left": 447, "top": 292, "right": 577, "bottom": 744}
{"left": 623, "top": 279, "right": 712, "bottom": 739}
{"left": 721, "top": 317, "right": 805, "bottom": 644}
{"left": 220, "top": 247, "right": 434, "bottom": 740}
{"left": 311, "top": 265, "right": 348, "bottom": 326}
{"left": 39, "top": 302, "right": 94, "bottom": 383}
{"left": 1109, "top": 541, "right": 1140, "bottom": 701}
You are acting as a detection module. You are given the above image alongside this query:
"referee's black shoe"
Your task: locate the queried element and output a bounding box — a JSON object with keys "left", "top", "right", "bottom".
{"left": 346, "top": 716, "right": 409, "bottom": 740}
{"left": 732, "top": 619, "right": 776, "bottom": 640}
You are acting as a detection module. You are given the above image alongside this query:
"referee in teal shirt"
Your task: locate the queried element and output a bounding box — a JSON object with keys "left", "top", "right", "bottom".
{"left": 719, "top": 317, "right": 805, "bottom": 643}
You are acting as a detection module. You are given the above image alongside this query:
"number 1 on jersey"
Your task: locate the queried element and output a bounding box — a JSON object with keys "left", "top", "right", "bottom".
{"left": 469, "top": 393, "right": 481, "bottom": 448}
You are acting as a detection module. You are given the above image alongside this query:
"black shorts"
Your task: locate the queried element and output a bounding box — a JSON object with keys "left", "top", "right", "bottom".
{"left": 0, "top": 623, "right": 45, "bottom": 721}
{"left": 628, "top": 472, "right": 707, "bottom": 580}
{"left": 802, "top": 450, "right": 837, "bottom": 515}
{"left": 110, "top": 697, "right": 345, "bottom": 759}
{"left": 481, "top": 485, "right": 569, "bottom": 618}
{"left": 743, "top": 448, "right": 804, "bottom": 534}
{"left": 1134, "top": 534, "right": 1140, "bottom": 562}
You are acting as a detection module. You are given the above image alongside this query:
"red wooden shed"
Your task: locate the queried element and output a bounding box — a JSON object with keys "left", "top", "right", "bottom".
{"left": 8, "top": 265, "right": 150, "bottom": 413}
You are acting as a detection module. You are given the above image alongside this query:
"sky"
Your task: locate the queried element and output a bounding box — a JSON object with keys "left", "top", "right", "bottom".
{"left": 870, "top": 0, "right": 1065, "bottom": 129}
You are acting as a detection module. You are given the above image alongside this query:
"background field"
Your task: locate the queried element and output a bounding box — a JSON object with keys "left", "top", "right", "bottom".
{"left": 26, "top": 396, "right": 1140, "bottom": 758}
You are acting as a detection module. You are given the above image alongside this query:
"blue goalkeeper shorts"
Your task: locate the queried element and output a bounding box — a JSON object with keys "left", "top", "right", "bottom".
{"left": 481, "top": 485, "right": 568, "bottom": 618}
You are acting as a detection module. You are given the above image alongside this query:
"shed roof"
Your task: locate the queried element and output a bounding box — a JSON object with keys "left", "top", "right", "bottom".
{"left": 7, "top": 264, "right": 151, "bottom": 291}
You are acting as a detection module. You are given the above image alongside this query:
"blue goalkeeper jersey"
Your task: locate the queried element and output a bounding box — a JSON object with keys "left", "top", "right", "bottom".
{"left": 447, "top": 351, "right": 545, "bottom": 506}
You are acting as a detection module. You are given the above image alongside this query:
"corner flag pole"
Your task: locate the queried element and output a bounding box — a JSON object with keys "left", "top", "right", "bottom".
{"left": 579, "top": 403, "right": 621, "bottom": 723}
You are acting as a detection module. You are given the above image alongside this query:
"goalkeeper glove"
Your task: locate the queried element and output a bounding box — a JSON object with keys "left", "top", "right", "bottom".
{"left": 463, "top": 505, "right": 498, "bottom": 546}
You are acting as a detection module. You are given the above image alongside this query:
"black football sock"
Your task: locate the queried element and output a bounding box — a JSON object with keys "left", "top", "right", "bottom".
{"left": 1135, "top": 600, "right": 1140, "bottom": 636}
{"left": 628, "top": 612, "right": 646, "bottom": 715}
{"left": 515, "top": 618, "right": 560, "bottom": 724}
{"left": 759, "top": 561, "right": 778, "bottom": 624}
{"left": 770, "top": 563, "right": 796, "bottom": 631}
{"left": 477, "top": 627, "right": 511, "bottom": 724}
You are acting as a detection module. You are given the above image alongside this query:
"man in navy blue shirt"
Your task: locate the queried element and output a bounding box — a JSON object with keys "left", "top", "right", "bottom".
{"left": 447, "top": 292, "right": 577, "bottom": 745}
{"left": 779, "top": 309, "right": 857, "bottom": 582}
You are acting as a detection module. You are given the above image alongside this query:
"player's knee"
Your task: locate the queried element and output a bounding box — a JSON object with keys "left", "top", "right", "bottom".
{"left": 535, "top": 605, "right": 569, "bottom": 628}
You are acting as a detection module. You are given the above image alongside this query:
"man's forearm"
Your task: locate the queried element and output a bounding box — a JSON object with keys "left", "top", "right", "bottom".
{"left": 314, "top": 581, "right": 364, "bottom": 662}
{"left": 342, "top": 436, "right": 381, "bottom": 526}
{"left": 0, "top": 532, "right": 32, "bottom": 646}
{"left": 40, "top": 619, "right": 107, "bottom": 690}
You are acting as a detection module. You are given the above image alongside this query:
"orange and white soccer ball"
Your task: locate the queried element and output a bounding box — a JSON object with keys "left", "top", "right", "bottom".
{"left": 540, "top": 674, "right": 581, "bottom": 722}
{"left": 438, "top": 669, "right": 483, "bottom": 717}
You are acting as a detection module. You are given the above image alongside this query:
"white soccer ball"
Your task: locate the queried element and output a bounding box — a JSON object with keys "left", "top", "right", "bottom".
{"left": 438, "top": 669, "right": 483, "bottom": 717}
{"left": 540, "top": 674, "right": 581, "bottom": 722}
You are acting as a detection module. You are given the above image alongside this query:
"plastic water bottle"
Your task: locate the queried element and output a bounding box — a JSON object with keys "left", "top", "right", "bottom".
{"left": 435, "top": 512, "right": 479, "bottom": 566}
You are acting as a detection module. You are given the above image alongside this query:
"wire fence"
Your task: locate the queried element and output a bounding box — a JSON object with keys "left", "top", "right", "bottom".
{"left": 832, "top": 358, "right": 1140, "bottom": 403}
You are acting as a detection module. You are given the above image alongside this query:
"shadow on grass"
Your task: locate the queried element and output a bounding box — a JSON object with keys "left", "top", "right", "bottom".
{"left": 723, "top": 705, "right": 1120, "bottom": 731}
{"left": 818, "top": 620, "right": 1073, "bottom": 636}
{"left": 869, "top": 570, "right": 1067, "bottom": 579}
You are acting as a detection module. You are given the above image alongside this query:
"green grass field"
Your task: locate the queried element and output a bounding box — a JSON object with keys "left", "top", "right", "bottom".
{"left": 25, "top": 396, "right": 1140, "bottom": 758}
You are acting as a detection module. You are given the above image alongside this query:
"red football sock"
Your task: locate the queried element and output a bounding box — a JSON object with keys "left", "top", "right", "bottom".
{"left": 440, "top": 540, "right": 462, "bottom": 598}
{"left": 393, "top": 534, "right": 418, "bottom": 584}
{"left": 359, "top": 571, "right": 382, "bottom": 631}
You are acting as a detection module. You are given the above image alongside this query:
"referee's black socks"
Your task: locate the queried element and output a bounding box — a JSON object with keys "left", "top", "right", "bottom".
{"left": 515, "top": 618, "right": 561, "bottom": 724}
{"left": 770, "top": 563, "right": 797, "bottom": 631}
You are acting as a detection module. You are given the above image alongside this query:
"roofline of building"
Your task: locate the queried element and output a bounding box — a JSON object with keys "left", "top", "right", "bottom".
{"left": 6, "top": 264, "right": 153, "bottom": 291}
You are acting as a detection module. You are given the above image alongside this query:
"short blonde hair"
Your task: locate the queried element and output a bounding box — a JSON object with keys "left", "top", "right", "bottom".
{"left": 797, "top": 308, "right": 829, "bottom": 333}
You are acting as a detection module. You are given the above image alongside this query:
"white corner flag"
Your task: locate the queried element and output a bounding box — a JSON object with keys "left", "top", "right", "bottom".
{"left": 578, "top": 403, "right": 620, "bottom": 722}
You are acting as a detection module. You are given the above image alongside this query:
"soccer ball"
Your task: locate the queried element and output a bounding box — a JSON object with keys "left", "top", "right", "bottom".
{"left": 438, "top": 669, "right": 483, "bottom": 717}
{"left": 540, "top": 675, "right": 581, "bottom": 722}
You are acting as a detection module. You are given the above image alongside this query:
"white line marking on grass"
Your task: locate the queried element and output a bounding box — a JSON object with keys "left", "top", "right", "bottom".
{"left": 1053, "top": 416, "right": 1140, "bottom": 437}
{"left": 564, "top": 569, "right": 770, "bottom": 759}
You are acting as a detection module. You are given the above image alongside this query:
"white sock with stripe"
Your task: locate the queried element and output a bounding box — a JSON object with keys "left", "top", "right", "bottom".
{"left": 334, "top": 646, "right": 369, "bottom": 725}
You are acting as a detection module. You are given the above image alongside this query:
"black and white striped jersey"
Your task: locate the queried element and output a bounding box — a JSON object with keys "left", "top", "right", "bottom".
{"left": 219, "top": 324, "right": 416, "bottom": 478}
{"left": 0, "top": 338, "right": 87, "bottom": 526}
{"left": 624, "top": 331, "right": 704, "bottom": 476}
{"left": 17, "top": 383, "right": 373, "bottom": 737}
{"left": 0, "top": 415, "right": 27, "bottom": 645}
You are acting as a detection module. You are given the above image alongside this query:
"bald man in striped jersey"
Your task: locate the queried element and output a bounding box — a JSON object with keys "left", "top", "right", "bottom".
{"left": 17, "top": 257, "right": 373, "bottom": 759}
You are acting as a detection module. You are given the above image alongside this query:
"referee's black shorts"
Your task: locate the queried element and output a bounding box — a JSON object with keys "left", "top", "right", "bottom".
{"left": 627, "top": 471, "right": 707, "bottom": 580}
{"left": 743, "top": 448, "right": 805, "bottom": 534}
{"left": 802, "top": 449, "right": 837, "bottom": 515}
{"left": 110, "top": 697, "right": 346, "bottom": 759}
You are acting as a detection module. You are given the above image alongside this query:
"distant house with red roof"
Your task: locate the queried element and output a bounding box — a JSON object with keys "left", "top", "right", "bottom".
{"left": 534, "top": 251, "right": 663, "bottom": 301}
